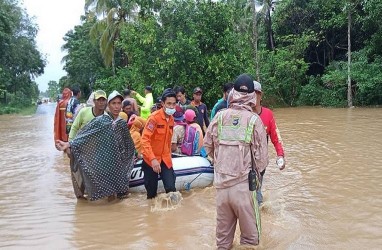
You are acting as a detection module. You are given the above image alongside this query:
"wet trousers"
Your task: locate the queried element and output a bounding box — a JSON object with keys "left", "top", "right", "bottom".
{"left": 142, "top": 160, "right": 176, "bottom": 199}
{"left": 216, "top": 181, "right": 259, "bottom": 250}
{"left": 256, "top": 169, "right": 266, "bottom": 204}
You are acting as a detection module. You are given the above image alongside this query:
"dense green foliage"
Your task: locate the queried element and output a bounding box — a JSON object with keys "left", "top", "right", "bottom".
{"left": 61, "top": 15, "right": 113, "bottom": 98}
{"left": 3, "top": 0, "right": 382, "bottom": 112}
{"left": 0, "top": 0, "right": 45, "bottom": 110}
{"left": 46, "top": 80, "right": 60, "bottom": 99}
{"left": 59, "top": 0, "right": 382, "bottom": 107}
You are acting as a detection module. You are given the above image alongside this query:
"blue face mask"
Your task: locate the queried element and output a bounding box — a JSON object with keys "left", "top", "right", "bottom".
{"left": 165, "top": 107, "right": 176, "bottom": 116}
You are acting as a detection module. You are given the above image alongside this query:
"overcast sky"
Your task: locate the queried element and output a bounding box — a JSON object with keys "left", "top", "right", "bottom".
{"left": 22, "top": 0, "right": 84, "bottom": 92}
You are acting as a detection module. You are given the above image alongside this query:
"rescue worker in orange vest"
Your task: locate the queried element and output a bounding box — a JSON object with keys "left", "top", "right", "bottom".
{"left": 140, "top": 88, "right": 177, "bottom": 199}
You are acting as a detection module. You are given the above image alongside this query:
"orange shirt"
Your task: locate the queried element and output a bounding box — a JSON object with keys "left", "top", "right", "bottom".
{"left": 130, "top": 116, "right": 147, "bottom": 155}
{"left": 141, "top": 109, "right": 174, "bottom": 168}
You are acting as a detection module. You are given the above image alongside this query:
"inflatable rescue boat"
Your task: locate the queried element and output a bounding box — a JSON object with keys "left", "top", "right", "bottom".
{"left": 129, "top": 155, "right": 213, "bottom": 192}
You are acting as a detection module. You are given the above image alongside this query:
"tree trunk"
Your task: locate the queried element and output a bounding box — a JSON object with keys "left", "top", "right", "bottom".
{"left": 251, "top": 1, "right": 260, "bottom": 81}
{"left": 266, "top": 1, "right": 275, "bottom": 50}
{"left": 347, "top": 9, "right": 353, "bottom": 107}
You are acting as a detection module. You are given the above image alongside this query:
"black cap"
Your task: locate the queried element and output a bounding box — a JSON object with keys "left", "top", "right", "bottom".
{"left": 161, "top": 88, "right": 176, "bottom": 101}
{"left": 145, "top": 86, "right": 152, "bottom": 92}
{"left": 233, "top": 74, "right": 255, "bottom": 93}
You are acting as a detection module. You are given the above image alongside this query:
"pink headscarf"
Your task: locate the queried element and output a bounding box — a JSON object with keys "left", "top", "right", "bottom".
{"left": 62, "top": 88, "right": 72, "bottom": 101}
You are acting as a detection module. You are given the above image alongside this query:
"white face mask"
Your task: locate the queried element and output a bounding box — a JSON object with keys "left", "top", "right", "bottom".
{"left": 165, "top": 107, "right": 176, "bottom": 116}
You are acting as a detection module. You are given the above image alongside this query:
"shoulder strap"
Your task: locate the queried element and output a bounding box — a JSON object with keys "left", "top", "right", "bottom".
{"left": 245, "top": 114, "right": 258, "bottom": 143}
{"left": 248, "top": 114, "right": 260, "bottom": 172}
{"left": 217, "top": 111, "right": 224, "bottom": 140}
{"left": 184, "top": 123, "right": 196, "bottom": 142}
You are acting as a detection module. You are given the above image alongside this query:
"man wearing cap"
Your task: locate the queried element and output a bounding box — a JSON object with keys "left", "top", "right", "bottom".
{"left": 252, "top": 81, "right": 286, "bottom": 204}
{"left": 140, "top": 88, "right": 177, "bottom": 199}
{"left": 191, "top": 87, "right": 209, "bottom": 135}
{"left": 204, "top": 73, "right": 268, "bottom": 248}
{"left": 131, "top": 86, "right": 154, "bottom": 119}
{"left": 67, "top": 89, "right": 108, "bottom": 200}
{"left": 68, "top": 90, "right": 107, "bottom": 141}
{"left": 150, "top": 97, "right": 163, "bottom": 113}
{"left": 107, "top": 90, "right": 125, "bottom": 120}
{"left": 55, "top": 90, "right": 135, "bottom": 201}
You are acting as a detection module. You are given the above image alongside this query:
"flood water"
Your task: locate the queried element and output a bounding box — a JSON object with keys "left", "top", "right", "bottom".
{"left": 0, "top": 104, "right": 381, "bottom": 249}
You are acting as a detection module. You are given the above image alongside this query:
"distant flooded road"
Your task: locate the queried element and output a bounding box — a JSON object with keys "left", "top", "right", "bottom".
{"left": 0, "top": 104, "right": 381, "bottom": 249}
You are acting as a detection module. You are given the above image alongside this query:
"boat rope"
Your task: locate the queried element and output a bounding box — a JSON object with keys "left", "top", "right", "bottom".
{"left": 184, "top": 173, "right": 203, "bottom": 191}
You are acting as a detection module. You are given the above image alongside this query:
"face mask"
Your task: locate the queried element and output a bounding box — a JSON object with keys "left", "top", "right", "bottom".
{"left": 165, "top": 107, "right": 176, "bottom": 116}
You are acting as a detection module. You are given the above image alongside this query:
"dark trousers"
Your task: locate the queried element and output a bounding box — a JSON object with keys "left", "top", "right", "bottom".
{"left": 141, "top": 160, "right": 176, "bottom": 199}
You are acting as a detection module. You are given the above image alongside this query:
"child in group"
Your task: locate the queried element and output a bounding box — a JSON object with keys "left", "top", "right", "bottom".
{"left": 171, "top": 108, "right": 203, "bottom": 155}
{"left": 128, "top": 114, "right": 147, "bottom": 159}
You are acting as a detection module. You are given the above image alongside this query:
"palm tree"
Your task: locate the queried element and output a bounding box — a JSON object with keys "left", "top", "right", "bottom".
{"left": 263, "top": 0, "right": 276, "bottom": 50}
{"left": 85, "top": 0, "right": 137, "bottom": 71}
{"left": 230, "top": 0, "right": 276, "bottom": 80}
{"left": 250, "top": 0, "right": 260, "bottom": 81}
{"left": 249, "top": 0, "right": 273, "bottom": 80}
{"left": 253, "top": 0, "right": 277, "bottom": 51}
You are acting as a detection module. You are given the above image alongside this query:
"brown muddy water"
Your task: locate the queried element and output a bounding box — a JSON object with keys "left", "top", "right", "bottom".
{"left": 0, "top": 103, "right": 381, "bottom": 249}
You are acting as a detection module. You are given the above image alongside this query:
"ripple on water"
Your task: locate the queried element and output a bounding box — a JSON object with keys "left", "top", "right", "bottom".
{"left": 1, "top": 106, "right": 382, "bottom": 249}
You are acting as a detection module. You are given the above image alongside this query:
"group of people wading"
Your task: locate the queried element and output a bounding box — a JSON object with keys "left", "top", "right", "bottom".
{"left": 53, "top": 73, "right": 286, "bottom": 249}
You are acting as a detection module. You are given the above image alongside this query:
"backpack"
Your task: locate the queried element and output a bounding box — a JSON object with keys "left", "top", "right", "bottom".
{"left": 180, "top": 123, "right": 200, "bottom": 156}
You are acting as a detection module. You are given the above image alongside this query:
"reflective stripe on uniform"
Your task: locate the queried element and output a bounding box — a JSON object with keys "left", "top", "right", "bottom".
{"left": 217, "top": 111, "right": 258, "bottom": 143}
{"left": 252, "top": 191, "right": 261, "bottom": 238}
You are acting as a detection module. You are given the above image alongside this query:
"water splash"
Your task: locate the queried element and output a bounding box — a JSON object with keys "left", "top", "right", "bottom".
{"left": 150, "top": 191, "right": 183, "bottom": 212}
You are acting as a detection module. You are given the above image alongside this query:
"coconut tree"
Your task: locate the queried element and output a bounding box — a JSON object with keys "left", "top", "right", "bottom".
{"left": 262, "top": 0, "right": 277, "bottom": 50}
{"left": 85, "top": 0, "right": 138, "bottom": 71}
{"left": 344, "top": 0, "right": 362, "bottom": 107}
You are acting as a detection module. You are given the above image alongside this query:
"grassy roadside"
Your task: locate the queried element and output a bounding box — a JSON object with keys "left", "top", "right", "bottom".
{"left": 0, "top": 105, "right": 37, "bottom": 115}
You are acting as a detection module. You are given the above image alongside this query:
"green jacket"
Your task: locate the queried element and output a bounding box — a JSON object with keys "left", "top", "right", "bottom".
{"left": 135, "top": 92, "right": 154, "bottom": 119}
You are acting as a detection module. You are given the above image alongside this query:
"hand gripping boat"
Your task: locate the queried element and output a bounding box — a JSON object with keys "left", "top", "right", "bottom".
{"left": 129, "top": 154, "right": 214, "bottom": 192}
